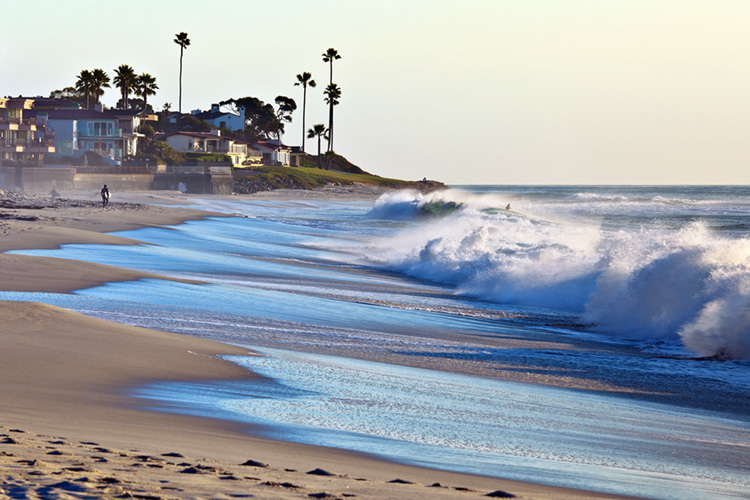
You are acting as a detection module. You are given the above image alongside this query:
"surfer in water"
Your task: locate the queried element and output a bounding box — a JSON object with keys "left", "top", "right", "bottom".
{"left": 101, "top": 184, "right": 110, "bottom": 208}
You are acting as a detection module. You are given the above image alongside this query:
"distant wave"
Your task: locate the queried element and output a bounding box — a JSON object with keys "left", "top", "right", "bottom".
{"left": 364, "top": 191, "right": 750, "bottom": 360}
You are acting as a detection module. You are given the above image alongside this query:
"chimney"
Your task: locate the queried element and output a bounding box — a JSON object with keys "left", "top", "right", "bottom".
{"left": 211, "top": 103, "right": 220, "bottom": 112}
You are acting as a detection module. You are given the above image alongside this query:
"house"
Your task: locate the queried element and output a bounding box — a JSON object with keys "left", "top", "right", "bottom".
{"left": 252, "top": 140, "right": 291, "bottom": 166}
{"left": 191, "top": 104, "right": 244, "bottom": 131}
{"left": 106, "top": 109, "right": 158, "bottom": 157}
{"left": 157, "top": 130, "right": 260, "bottom": 165}
{"left": 0, "top": 98, "right": 55, "bottom": 166}
{"left": 44, "top": 109, "right": 126, "bottom": 165}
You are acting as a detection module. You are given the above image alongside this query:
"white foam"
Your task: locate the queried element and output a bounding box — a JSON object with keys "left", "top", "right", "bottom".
{"left": 363, "top": 191, "right": 750, "bottom": 360}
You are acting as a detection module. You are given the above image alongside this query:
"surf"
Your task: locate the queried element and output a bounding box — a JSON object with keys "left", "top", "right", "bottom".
{"left": 363, "top": 189, "right": 750, "bottom": 360}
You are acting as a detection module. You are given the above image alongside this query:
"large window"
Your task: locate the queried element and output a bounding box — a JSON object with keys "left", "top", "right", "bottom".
{"left": 88, "top": 122, "right": 114, "bottom": 136}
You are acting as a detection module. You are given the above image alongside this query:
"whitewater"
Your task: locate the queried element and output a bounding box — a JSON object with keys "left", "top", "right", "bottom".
{"left": 2, "top": 185, "right": 749, "bottom": 500}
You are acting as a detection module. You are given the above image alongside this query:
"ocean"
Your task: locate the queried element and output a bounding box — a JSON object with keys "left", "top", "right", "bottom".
{"left": 3, "top": 185, "right": 750, "bottom": 499}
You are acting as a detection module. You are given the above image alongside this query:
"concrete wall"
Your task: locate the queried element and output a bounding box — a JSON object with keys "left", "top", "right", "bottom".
{"left": 152, "top": 173, "right": 232, "bottom": 194}
{"left": 73, "top": 173, "right": 155, "bottom": 192}
{"left": 0, "top": 166, "right": 76, "bottom": 192}
{"left": 0, "top": 166, "right": 231, "bottom": 194}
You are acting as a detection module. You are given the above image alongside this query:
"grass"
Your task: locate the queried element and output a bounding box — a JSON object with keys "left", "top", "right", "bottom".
{"left": 235, "top": 165, "right": 421, "bottom": 189}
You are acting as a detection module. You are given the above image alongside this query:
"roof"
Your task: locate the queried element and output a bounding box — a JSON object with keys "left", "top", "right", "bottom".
{"left": 159, "top": 131, "right": 228, "bottom": 141}
{"left": 14, "top": 97, "right": 81, "bottom": 110}
{"left": 253, "top": 140, "right": 291, "bottom": 151}
{"left": 46, "top": 109, "right": 118, "bottom": 120}
{"left": 107, "top": 109, "right": 146, "bottom": 117}
{"left": 193, "top": 110, "right": 237, "bottom": 121}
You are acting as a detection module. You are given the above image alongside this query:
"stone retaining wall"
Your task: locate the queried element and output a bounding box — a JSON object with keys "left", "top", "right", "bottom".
{"left": 0, "top": 167, "right": 231, "bottom": 194}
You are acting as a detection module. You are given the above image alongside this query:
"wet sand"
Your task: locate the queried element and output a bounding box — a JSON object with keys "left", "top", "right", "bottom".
{"left": 0, "top": 189, "right": 641, "bottom": 499}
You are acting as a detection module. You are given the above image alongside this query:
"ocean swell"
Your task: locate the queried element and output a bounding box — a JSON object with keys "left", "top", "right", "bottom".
{"left": 364, "top": 191, "right": 750, "bottom": 360}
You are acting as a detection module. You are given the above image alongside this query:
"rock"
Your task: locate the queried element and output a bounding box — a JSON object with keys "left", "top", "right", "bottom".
{"left": 306, "top": 468, "right": 336, "bottom": 477}
{"left": 486, "top": 490, "right": 516, "bottom": 498}
{"left": 240, "top": 459, "right": 269, "bottom": 468}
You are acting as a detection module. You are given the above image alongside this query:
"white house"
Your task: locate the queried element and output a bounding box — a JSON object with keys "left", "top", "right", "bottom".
{"left": 252, "top": 140, "right": 291, "bottom": 166}
{"left": 191, "top": 104, "right": 244, "bottom": 131}
{"left": 158, "top": 130, "right": 259, "bottom": 165}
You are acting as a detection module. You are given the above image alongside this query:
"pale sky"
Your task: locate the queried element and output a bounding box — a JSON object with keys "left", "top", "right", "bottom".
{"left": 3, "top": 0, "right": 750, "bottom": 185}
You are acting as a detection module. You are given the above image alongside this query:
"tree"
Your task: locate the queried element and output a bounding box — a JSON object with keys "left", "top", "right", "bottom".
{"left": 75, "top": 70, "right": 95, "bottom": 109}
{"left": 90, "top": 69, "right": 110, "bottom": 106}
{"left": 113, "top": 64, "right": 137, "bottom": 110}
{"left": 135, "top": 73, "right": 159, "bottom": 112}
{"left": 294, "top": 72, "right": 316, "bottom": 153}
{"left": 174, "top": 32, "right": 191, "bottom": 113}
{"left": 323, "top": 83, "right": 341, "bottom": 152}
{"left": 307, "top": 124, "right": 327, "bottom": 169}
{"left": 274, "top": 96, "right": 297, "bottom": 141}
{"left": 322, "top": 48, "right": 341, "bottom": 86}
{"left": 49, "top": 87, "right": 86, "bottom": 106}
{"left": 220, "top": 96, "right": 282, "bottom": 142}
{"left": 322, "top": 48, "right": 341, "bottom": 152}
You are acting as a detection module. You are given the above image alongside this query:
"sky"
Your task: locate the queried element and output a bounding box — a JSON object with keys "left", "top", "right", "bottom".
{"left": 3, "top": 0, "right": 750, "bottom": 185}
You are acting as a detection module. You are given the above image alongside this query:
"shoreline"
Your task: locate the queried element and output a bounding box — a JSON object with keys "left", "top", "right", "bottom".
{"left": 0, "top": 188, "right": 642, "bottom": 499}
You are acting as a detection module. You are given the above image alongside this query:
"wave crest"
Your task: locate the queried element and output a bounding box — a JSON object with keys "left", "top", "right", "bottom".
{"left": 364, "top": 192, "right": 750, "bottom": 359}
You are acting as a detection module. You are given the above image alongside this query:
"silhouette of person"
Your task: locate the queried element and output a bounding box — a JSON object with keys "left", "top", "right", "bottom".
{"left": 101, "top": 184, "right": 110, "bottom": 208}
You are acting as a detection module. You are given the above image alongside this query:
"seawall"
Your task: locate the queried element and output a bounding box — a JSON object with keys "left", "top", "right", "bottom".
{"left": 0, "top": 166, "right": 232, "bottom": 195}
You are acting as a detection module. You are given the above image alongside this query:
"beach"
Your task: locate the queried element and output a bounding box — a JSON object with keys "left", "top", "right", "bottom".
{"left": 0, "top": 188, "right": 641, "bottom": 500}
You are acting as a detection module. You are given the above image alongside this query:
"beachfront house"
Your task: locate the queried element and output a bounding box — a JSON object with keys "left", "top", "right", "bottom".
{"left": 44, "top": 109, "right": 127, "bottom": 165}
{"left": 157, "top": 130, "right": 259, "bottom": 166}
{"left": 191, "top": 104, "right": 245, "bottom": 132}
{"left": 0, "top": 98, "right": 55, "bottom": 166}
{"left": 252, "top": 140, "right": 291, "bottom": 166}
{"left": 106, "top": 109, "right": 157, "bottom": 158}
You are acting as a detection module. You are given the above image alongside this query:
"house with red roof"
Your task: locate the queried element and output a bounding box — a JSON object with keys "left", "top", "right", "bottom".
{"left": 156, "top": 130, "right": 260, "bottom": 165}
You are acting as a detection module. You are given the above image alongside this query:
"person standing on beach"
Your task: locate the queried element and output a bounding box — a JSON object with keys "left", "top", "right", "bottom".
{"left": 100, "top": 184, "right": 110, "bottom": 208}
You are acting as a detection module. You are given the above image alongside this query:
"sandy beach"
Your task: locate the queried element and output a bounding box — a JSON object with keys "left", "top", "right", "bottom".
{"left": 0, "top": 189, "right": 642, "bottom": 500}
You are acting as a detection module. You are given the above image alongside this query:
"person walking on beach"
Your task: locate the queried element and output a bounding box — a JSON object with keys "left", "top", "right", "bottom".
{"left": 100, "top": 184, "right": 110, "bottom": 208}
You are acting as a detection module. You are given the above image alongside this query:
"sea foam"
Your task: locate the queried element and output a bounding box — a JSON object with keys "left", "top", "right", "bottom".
{"left": 364, "top": 190, "right": 750, "bottom": 360}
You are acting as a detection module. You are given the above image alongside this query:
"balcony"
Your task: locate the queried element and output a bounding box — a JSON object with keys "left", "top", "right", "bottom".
{"left": 0, "top": 139, "right": 55, "bottom": 152}
{"left": 78, "top": 128, "right": 123, "bottom": 139}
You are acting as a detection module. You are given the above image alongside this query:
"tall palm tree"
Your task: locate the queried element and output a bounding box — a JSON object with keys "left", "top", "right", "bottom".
{"left": 322, "top": 49, "right": 341, "bottom": 152}
{"left": 322, "top": 48, "right": 341, "bottom": 86}
{"left": 174, "top": 32, "right": 191, "bottom": 113}
{"left": 294, "top": 72, "right": 316, "bottom": 153}
{"left": 75, "top": 70, "right": 95, "bottom": 109}
{"left": 113, "top": 64, "right": 137, "bottom": 109}
{"left": 307, "top": 124, "right": 327, "bottom": 169}
{"left": 90, "top": 69, "right": 110, "bottom": 107}
{"left": 135, "top": 73, "right": 159, "bottom": 111}
{"left": 323, "top": 83, "right": 341, "bottom": 152}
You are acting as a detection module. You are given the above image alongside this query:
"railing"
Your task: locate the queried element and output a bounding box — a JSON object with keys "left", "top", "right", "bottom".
{"left": 78, "top": 129, "right": 123, "bottom": 138}
{"left": 0, "top": 139, "right": 55, "bottom": 148}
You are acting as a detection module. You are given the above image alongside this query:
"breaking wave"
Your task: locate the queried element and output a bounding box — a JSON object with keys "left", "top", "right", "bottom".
{"left": 363, "top": 190, "right": 750, "bottom": 360}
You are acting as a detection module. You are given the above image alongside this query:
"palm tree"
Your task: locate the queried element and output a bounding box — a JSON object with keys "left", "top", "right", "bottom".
{"left": 323, "top": 83, "right": 341, "bottom": 152}
{"left": 75, "top": 70, "right": 95, "bottom": 109}
{"left": 322, "top": 48, "right": 341, "bottom": 86}
{"left": 90, "top": 69, "right": 110, "bottom": 107}
{"left": 174, "top": 32, "right": 191, "bottom": 113}
{"left": 294, "top": 72, "right": 316, "bottom": 153}
{"left": 113, "top": 64, "right": 137, "bottom": 109}
{"left": 307, "top": 124, "right": 327, "bottom": 169}
{"left": 135, "top": 73, "right": 159, "bottom": 111}
{"left": 322, "top": 49, "right": 341, "bottom": 152}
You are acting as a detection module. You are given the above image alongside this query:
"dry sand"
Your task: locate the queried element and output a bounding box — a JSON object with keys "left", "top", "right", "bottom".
{"left": 0, "top": 189, "right": 641, "bottom": 500}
